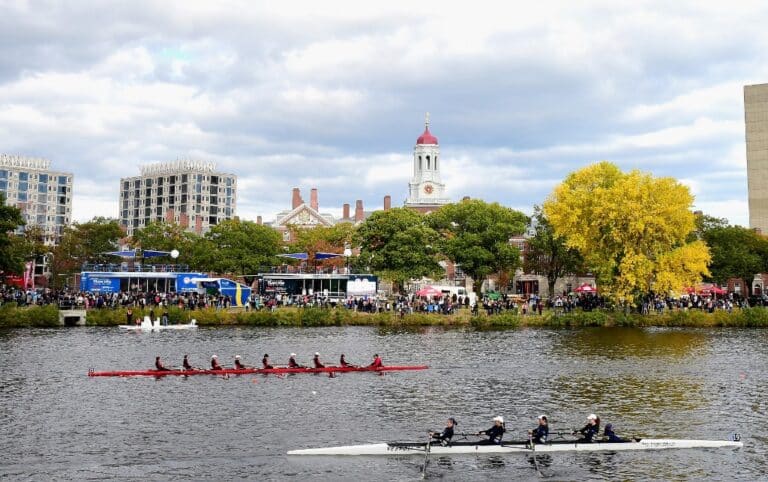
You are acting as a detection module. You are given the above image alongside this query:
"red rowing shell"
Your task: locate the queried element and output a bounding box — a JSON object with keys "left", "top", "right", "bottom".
{"left": 88, "top": 365, "right": 429, "bottom": 377}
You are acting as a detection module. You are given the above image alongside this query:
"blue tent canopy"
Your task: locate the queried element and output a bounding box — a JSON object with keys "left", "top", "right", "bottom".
{"left": 103, "top": 249, "right": 171, "bottom": 258}
{"left": 315, "top": 252, "right": 343, "bottom": 260}
{"left": 279, "top": 253, "right": 309, "bottom": 260}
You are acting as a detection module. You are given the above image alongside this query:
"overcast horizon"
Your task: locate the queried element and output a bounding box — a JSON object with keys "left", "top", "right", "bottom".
{"left": 2, "top": 1, "right": 765, "bottom": 227}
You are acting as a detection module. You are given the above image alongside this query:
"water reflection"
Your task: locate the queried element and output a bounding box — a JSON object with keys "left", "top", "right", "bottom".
{"left": 557, "top": 327, "right": 709, "bottom": 359}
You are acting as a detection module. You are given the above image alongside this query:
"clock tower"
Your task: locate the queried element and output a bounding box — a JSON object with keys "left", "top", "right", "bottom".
{"left": 404, "top": 113, "right": 450, "bottom": 213}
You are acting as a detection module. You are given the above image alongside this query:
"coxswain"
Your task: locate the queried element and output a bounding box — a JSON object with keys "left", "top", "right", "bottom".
{"left": 313, "top": 352, "right": 325, "bottom": 368}
{"left": 211, "top": 355, "right": 223, "bottom": 370}
{"left": 476, "top": 416, "right": 505, "bottom": 445}
{"left": 262, "top": 354, "right": 274, "bottom": 369}
{"left": 182, "top": 354, "right": 193, "bottom": 370}
{"left": 340, "top": 354, "right": 357, "bottom": 367}
{"left": 288, "top": 353, "right": 303, "bottom": 368}
{"left": 574, "top": 414, "right": 600, "bottom": 442}
{"left": 234, "top": 355, "right": 247, "bottom": 370}
{"left": 429, "top": 417, "right": 457, "bottom": 445}
{"left": 528, "top": 415, "right": 549, "bottom": 444}
{"left": 368, "top": 353, "right": 383, "bottom": 368}
{"left": 155, "top": 356, "right": 171, "bottom": 371}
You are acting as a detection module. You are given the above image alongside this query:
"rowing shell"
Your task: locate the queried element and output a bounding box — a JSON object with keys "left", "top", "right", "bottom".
{"left": 118, "top": 317, "right": 197, "bottom": 331}
{"left": 88, "top": 365, "right": 428, "bottom": 377}
{"left": 287, "top": 439, "right": 743, "bottom": 455}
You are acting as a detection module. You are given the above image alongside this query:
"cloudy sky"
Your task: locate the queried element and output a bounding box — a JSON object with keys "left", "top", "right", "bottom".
{"left": 1, "top": 1, "right": 765, "bottom": 226}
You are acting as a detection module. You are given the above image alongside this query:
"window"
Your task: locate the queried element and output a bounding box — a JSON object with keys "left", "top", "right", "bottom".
{"left": 169, "top": 176, "right": 176, "bottom": 184}
{"left": 181, "top": 194, "right": 187, "bottom": 203}
{"left": 57, "top": 205, "right": 66, "bottom": 214}
{"left": 56, "top": 216, "right": 65, "bottom": 225}
{"left": 134, "top": 180, "right": 140, "bottom": 188}
{"left": 181, "top": 184, "right": 188, "bottom": 194}
{"left": 156, "top": 207, "right": 164, "bottom": 215}
{"left": 210, "top": 196, "right": 218, "bottom": 205}
{"left": 210, "top": 186, "right": 218, "bottom": 195}
{"left": 145, "top": 188, "right": 151, "bottom": 197}
{"left": 156, "top": 196, "right": 162, "bottom": 205}
{"left": 18, "top": 192, "right": 27, "bottom": 202}
{"left": 0, "top": 170, "right": 7, "bottom": 179}
{"left": 39, "top": 174, "right": 48, "bottom": 183}
{"left": 226, "top": 178, "right": 232, "bottom": 186}
{"left": 210, "top": 206, "right": 218, "bottom": 215}
{"left": 209, "top": 216, "right": 217, "bottom": 225}
{"left": 58, "top": 186, "right": 67, "bottom": 194}
{"left": 18, "top": 182, "right": 28, "bottom": 191}
{"left": 36, "top": 214, "right": 45, "bottom": 224}
{"left": 157, "top": 177, "right": 164, "bottom": 186}
{"left": 211, "top": 176, "right": 219, "bottom": 185}
{"left": 182, "top": 174, "right": 188, "bottom": 183}
{"left": 19, "top": 172, "right": 28, "bottom": 181}
{"left": 0, "top": 180, "right": 5, "bottom": 190}
{"left": 157, "top": 187, "right": 163, "bottom": 196}
{"left": 145, "top": 208, "right": 151, "bottom": 216}
{"left": 38, "top": 194, "right": 47, "bottom": 203}
{"left": 145, "top": 198, "right": 151, "bottom": 206}
{"left": 123, "top": 181, "right": 129, "bottom": 190}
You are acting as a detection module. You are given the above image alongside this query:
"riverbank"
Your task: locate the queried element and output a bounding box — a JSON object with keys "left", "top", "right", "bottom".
{"left": 2, "top": 303, "right": 768, "bottom": 328}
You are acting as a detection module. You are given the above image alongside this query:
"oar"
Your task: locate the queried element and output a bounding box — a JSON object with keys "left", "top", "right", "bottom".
{"left": 420, "top": 433, "right": 431, "bottom": 479}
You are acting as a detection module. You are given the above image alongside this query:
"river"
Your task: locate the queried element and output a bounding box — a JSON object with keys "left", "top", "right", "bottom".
{"left": 0, "top": 326, "right": 765, "bottom": 481}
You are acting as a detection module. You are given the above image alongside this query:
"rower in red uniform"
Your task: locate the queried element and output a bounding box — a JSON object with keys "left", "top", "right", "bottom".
{"left": 155, "top": 356, "right": 171, "bottom": 371}
{"left": 288, "top": 353, "right": 304, "bottom": 368}
{"left": 340, "top": 354, "right": 357, "bottom": 367}
{"left": 182, "top": 354, "right": 193, "bottom": 370}
{"left": 313, "top": 352, "right": 325, "bottom": 368}
{"left": 234, "top": 355, "right": 247, "bottom": 369}
{"left": 211, "top": 355, "right": 223, "bottom": 370}
{"left": 262, "top": 354, "right": 274, "bottom": 369}
{"left": 368, "top": 353, "right": 383, "bottom": 368}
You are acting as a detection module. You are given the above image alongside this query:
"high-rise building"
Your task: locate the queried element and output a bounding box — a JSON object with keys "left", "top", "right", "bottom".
{"left": 119, "top": 160, "right": 237, "bottom": 237}
{"left": 745, "top": 83, "right": 768, "bottom": 233}
{"left": 0, "top": 154, "right": 73, "bottom": 245}
{"left": 404, "top": 113, "right": 450, "bottom": 213}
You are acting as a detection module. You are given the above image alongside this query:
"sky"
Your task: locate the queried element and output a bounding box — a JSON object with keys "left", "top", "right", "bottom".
{"left": 1, "top": 0, "right": 765, "bottom": 227}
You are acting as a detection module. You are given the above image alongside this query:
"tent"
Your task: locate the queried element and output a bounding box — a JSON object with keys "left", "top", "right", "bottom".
{"left": 278, "top": 253, "right": 309, "bottom": 260}
{"left": 575, "top": 283, "right": 598, "bottom": 293}
{"left": 416, "top": 286, "right": 442, "bottom": 297}
{"left": 104, "top": 249, "right": 172, "bottom": 258}
{"left": 315, "top": 252, "right": 344, "bottom": 260}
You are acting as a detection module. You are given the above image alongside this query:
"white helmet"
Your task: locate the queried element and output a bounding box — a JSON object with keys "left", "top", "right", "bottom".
{"left": 211, "top": 355, "right": 218, "bottom": 359}
{"left": 235, "top": 355, "right": 241, "bottom": 359}
{"left": 493, "top": 416, "right": 504, "bottom": 424}
{"left": 290, "top": 353, "right": 296, "bottom": 357}
{"left": 315, "top": 352, "right": 320, "bottom": 356}
{"left": 587, "top": 414, "right": 597, "bottom": 420}
{"left": 538, "top": 414, "right": 547, "bottom": 420}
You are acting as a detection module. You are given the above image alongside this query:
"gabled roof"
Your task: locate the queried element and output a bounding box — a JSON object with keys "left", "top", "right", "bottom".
{"left": 275, "top": 203, "right": 335, "bottom": 228}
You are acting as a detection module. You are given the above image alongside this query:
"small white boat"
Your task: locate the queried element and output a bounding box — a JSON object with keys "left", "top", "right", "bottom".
{"left": 287, "top": 438, "right": 743, "bottom": 456}
{"left": 119, "top": 316, "right": 197, "bottom": 331}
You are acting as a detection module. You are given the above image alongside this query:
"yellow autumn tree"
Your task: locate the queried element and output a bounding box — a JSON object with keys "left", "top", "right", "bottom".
{"left": 543, "top": 162, "right": 710, "bottom": 302}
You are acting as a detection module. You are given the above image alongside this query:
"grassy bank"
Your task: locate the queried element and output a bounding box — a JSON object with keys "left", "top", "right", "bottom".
{"left": 3, "top": 304, "right": 768, "bottom": 329}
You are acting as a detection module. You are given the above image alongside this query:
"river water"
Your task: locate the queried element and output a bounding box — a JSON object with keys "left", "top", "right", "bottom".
{"left": 0, "top": 326, "right": 765, "bottom": 481}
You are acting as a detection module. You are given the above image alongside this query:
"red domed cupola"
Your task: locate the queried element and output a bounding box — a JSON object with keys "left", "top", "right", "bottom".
{"left": 416, "top": 113, "right": 438, "bottom": 145}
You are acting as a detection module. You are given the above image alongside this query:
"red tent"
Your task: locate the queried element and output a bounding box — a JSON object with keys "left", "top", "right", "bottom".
{"left": 416, "top": 286, "right": 442, "bottom": 297}
{"left": 575, "top": 283, "right": 597, "bottom": 293}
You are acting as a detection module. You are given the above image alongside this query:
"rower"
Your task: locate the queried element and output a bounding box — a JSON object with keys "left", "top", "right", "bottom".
{"left": 602, "top": 423, "right": 633, "bottom": 443}
{"left": 476, "top": 416, "right": 505, "bottom": 445}
{"left": 368, "top": 354, "right": 383, "bottom": 368}
{"left": 262, "top": 354, "right": 274, "bottom": 369}
{"left": 429, "top": 417, "right": 457, "bottom": 446}
{"left": 339, "top": 354, "right": 356, "bottom": 367}
{"left": 528, "top": 415, "right": 549, "bottom": 444}
{"left": 155, "top": 356, "right": 171, "bottom": 371}
{"left": 574, "top": 414, "right": 600, "bottom": 442}
{"left": 234, "top": 355, "right": 247, "bottom": 370}
{"left": 182, "top": 354, "right": 193, "bottom": 370}
{"left": 211, "top": 355, "right": 223, "bottom": 370}
{"left": 313, "top": 352, "right": 325, "bottom": 368}
{"left": 288, "top": 353, "right": 303, "bottom": 368}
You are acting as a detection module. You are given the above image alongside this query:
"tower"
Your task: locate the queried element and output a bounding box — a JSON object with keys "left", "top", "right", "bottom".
{"left": 404, "top": 113, "right": 450, "bottom": 213}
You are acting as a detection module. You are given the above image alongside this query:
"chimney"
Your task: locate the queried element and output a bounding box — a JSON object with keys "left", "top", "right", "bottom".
{"left": 355, "top": 200, "right": 364, "bottom": 222}
{"left": 292, "top": 188, "right": 302, "bottom": 209}
{"left": 256, "top": 215, "right": 262, "bottom": 225}
{"left": 310, "top": 188, "right": 319, "bottom": 211}
{"left": 343, "top": 203, "right": 350, "bottom": 220}
{"left": 383, "top": 195, "right": 391, "bottom": 211}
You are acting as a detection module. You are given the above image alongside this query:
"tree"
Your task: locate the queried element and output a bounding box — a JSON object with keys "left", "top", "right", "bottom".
{"left": 289, "top": 223, "right": 357, "bottom": 270}
{"left": 699, "top": 223, "right": 768, "bottom": 284}
{"left": 202, "top": 219, "right": 281, "bottom": 275}
{"left": 0, "top": 193, "right": 26, "bottom": 274}
{"left": 356, "top": 208, "right": 442, "bottom": 290}
{"left": 523, "top": 206, "right": 584, "bottom": 297}
{"left": 429, "top": 199, "right": 529, "bottom": 294}
{"left": 543, "top": 162, "right": 710, "bottom": 302}
{"left": 52, "top": 217, "right": 123, "bottom": 285}
{"left": 130, "top": 221, "right": 199, "bottom": 266}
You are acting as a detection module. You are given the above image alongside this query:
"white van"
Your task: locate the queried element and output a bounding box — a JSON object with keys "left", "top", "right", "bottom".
{"left": 429, "top": 285, "right": 477, "bottom": 306}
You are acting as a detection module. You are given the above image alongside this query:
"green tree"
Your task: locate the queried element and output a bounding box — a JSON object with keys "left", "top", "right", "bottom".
{"left": 543, "top": 162, "right": 710, "bottom": 302}
{"left": 523, "top": 206, "right": 584, "bottom": 297}
{"left": 429, "top": 199, "right": 529, "bottom": 294}
{"left": 130, "top": 221, "right": 199, "bottom": 266}
{"left": 289, "top": 223, "right": 357, "bottom": 270}
{"left": 203, "top": 219, "right": 281, "bottom": 275}
{"left": 700, "top": 223, "right": 768, "bottom": 284}
{"left": 356, "top": 207, "right": 441, "bottom": 290}
{"left": 0, "top": 193, "right": 26, "bottom": 274}
{"left": 52, "top": 217, "right": 123, "bottom": 285}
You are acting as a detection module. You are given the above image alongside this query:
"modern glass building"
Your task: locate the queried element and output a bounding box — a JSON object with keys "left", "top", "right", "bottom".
{"left": 0, "top": 154, "right": 73, "bottom": 245}
{"left": 119, "top": 160, "right": 237, "bottom": 237}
